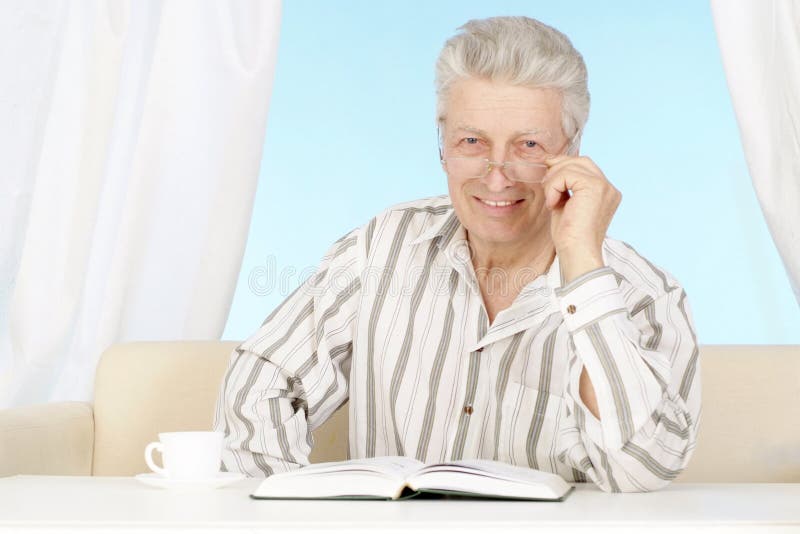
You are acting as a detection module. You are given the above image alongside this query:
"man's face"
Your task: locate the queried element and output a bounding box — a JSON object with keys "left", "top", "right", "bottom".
{"left": 440, "top": 77, "right": 570, "bottom": 249}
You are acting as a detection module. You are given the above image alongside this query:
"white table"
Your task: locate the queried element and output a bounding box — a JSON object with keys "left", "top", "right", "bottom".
{"left": 0, "top": 476, "right": 799, "bottom": 533}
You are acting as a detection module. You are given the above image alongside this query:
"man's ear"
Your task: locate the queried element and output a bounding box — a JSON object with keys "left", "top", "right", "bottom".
{"left": 572, "top": 133, "right": 583, "bottom": 156}
{"left": 438, "top": 145, "right": 447, "bottom": 171}
{"left": 565, "top": 128, "right": 583, "bottom": 156}
{"left": 436, "top": 124, "right": 445, "bottom": 162}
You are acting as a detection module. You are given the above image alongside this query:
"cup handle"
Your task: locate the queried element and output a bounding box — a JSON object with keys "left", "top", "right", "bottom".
{"left": 144, "top": 442, "right": 168, "bottom": 476}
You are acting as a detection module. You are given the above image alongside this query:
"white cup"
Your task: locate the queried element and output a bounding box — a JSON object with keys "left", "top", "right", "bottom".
{"left": 144, "top": 431, "right": 223, "bottom": 479}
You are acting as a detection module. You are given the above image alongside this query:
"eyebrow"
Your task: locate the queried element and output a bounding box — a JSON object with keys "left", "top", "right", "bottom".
{"left": 453, "top": 125, "right": 550, "bottom": 138}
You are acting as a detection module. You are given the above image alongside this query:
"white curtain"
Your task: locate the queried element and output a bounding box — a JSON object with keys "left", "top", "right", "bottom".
{"left": 0, "top": 0, "right": 282, "bottom": 408}
{"left": 711, "top": 0, "right": 800, "bottom": 306}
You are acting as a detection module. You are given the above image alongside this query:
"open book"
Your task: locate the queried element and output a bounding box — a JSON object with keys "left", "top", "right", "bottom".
{"left": 250, "top": 456, "right": 574, "bottom": 501}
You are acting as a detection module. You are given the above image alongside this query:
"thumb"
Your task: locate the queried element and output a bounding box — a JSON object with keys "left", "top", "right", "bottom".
{"left": 546, "top": 189, "right": 570, "bottom": 211}
{"left": 543, "top": 177, "right": 563, "bottom": 209}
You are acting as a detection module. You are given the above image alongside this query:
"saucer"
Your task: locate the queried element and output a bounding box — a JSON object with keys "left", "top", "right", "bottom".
{"left": 134, "top": 471, "right": 246, "bottom": 490}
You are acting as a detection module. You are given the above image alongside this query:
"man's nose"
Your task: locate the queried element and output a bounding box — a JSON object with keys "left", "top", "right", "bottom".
{"left": 481, "top": 160, "right": 515, "bottom": 191}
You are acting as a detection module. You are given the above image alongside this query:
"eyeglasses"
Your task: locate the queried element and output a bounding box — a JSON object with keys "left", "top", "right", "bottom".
{"left": 437, "top": 127, "right": 582, "bottom": 184}
{"left": 441, "top": 157, "right": 549, "bottom": 183}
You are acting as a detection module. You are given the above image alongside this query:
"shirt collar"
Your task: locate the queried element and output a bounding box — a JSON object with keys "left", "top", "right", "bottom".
{"left": 406, "top": 206, "right": 460, "bottom": 248}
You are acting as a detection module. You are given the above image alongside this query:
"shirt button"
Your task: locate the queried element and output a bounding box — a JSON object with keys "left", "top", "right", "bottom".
{"left": 566, "top": 304, "right": 577, "bottom": 314}
{"left": 463, "top": 405, "right": 474, "bottom": 415}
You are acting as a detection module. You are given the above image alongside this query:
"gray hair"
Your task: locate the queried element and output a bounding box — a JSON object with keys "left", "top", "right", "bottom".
{"left": 435, "top": 16, "right": 590, "bottom": 146}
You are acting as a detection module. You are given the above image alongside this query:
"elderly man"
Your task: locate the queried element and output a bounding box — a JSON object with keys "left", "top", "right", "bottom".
{"left": 213, "top": 16, "right": 700, "bottom": 493}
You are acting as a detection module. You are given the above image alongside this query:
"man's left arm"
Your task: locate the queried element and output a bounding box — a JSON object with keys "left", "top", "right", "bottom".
{"left": 541, "top": 153, "right": 700, "bottom": 492}
{"left": 553, "top": 264, "right": 701, "bottom": 492}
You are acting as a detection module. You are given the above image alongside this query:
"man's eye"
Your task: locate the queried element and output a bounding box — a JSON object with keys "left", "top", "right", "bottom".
{"left": 463, "top": 137, "right": 479, "bottom": 144}
{"left": 523, "top": 140, "right": 539, "bottom": 149}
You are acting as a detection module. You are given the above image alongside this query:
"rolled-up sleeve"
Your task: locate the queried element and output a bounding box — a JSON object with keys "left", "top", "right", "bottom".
{"left": 553, "top": 266, "right": 701, "bottom": 492}
{"left": 212, "top": 222, "right": 370, "bottom": 477}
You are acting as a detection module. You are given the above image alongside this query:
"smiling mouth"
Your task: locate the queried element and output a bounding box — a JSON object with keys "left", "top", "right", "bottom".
{"left": 473, "top": 196, "right": 525, "bottom": 209}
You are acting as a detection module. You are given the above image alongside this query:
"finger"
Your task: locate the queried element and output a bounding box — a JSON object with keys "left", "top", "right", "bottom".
{"left": 575, "top": 155, "right": 602, "bottom": 175}
{"left": 543, "top": 168, "right": 596, "bottom": 193}
{"left": 542, "top": 169, "right": 595, "bottom": 209}
{"left": 542, "top": 172, "right": 568, "bottom": 210}
{"left": 543, "top": 154, "right": 570, "bottom": 167}
{"left": 548, "top": 189, "right": 571, "bottom": 211}
{"left": 544, "top": 155, "right": 598, "bottom": 175}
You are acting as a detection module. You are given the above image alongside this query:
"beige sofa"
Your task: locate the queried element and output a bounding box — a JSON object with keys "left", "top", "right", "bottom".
{"left": 1, "top": 341, "right": 798, "bottom": 482}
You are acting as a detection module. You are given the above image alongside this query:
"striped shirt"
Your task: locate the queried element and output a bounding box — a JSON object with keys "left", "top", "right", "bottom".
{"left": 213, "top": 194, "right": 701, "bottom": 493}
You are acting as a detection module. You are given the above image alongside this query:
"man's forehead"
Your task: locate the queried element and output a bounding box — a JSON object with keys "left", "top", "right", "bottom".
{"left": 443, "top": 80, "right": 563, "bottom": 131}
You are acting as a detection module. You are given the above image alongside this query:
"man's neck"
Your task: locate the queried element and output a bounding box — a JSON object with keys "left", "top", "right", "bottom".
{"left": 465, "top": 231, "right": 556, "bottom": 324}
{"left": 467, "top": 231, "right": 556, "bottom": 274}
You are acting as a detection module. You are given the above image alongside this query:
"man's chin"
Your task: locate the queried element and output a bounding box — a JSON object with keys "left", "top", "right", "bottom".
{"left": 467, "top": 222, "right": 524, "bottom": 245}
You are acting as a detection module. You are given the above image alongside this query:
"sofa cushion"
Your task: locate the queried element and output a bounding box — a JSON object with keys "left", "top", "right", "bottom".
{"left": 0, "top": 401, "right": 93, "bottom": 476}
{"left": 676, "top": 345, "right": 800, "bottom": 482}
{"left": 92, "top": 341, "right": 238, "bottom": 476}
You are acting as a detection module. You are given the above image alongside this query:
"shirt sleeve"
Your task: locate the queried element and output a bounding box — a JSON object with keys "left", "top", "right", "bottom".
{"left": 552, "top": 265, "right": 701, "bottom": 492}
{"left": 212, "top": 220, "right": 371, "bottom": 477}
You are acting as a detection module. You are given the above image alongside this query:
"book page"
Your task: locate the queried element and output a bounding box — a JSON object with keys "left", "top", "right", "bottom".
{"left": 417, "top": 458, "right": 566, "bottom": 485}
{"left": 406, "top": 459, "right": 572, "bottom": 500}
{"left": 251, "top": 456, "right": 426, "bottom": 500}
{"left": 277, "top": 455, "right": 425, "bottom": 479}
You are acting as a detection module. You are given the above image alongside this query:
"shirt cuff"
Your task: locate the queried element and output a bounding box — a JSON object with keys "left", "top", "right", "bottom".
{"left": 554, "top": 266, "right": 628, "bottom": 332}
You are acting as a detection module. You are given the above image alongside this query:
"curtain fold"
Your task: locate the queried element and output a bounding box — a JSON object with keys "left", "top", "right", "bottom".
{"left": 0, "top": 0, "right": 282, "bottom": 408}
{"left": 710, "top": 0, "right": 800, "bottom": 306}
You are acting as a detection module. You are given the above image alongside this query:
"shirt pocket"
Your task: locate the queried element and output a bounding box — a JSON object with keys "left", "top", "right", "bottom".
{"left": 496, "top": 381, "right": 564, "bottom": 470}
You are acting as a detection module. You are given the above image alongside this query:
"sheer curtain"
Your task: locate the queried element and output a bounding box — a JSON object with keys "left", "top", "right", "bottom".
{"left": 0, "top": 0, "right": 281, "bottom": 408}
{"left": 711, "top": 0, "right": 800, "bottom": 306}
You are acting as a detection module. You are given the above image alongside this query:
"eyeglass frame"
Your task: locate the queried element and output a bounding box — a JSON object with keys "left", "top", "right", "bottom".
{"left": 436, "top": 124, "right": 583, "bottom": 183}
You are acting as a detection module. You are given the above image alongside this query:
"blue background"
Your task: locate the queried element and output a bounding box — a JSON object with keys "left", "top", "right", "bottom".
{"left": 222, "top": 0, "right": 800, "bottom": 344}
